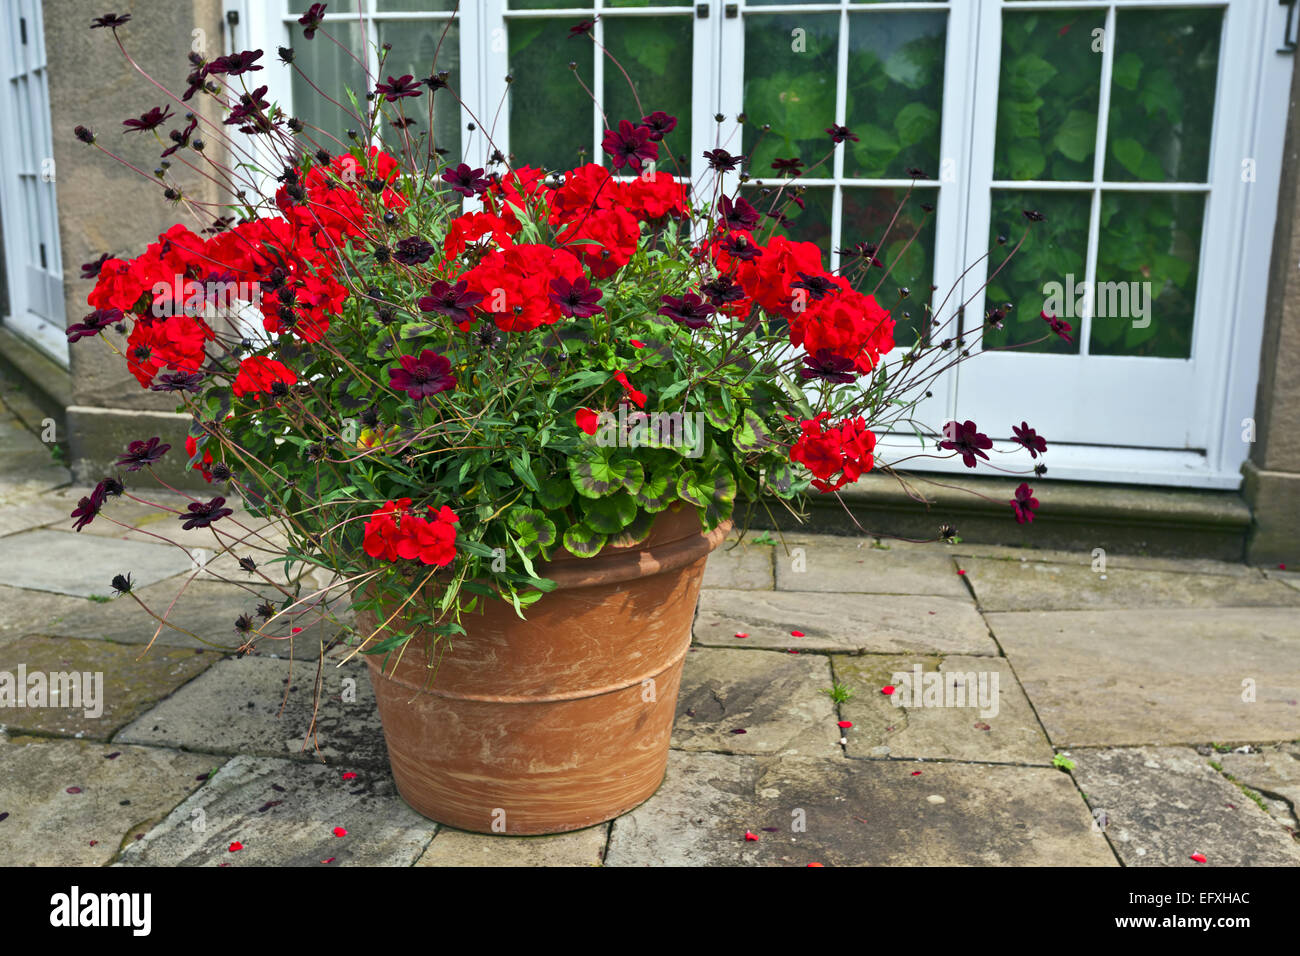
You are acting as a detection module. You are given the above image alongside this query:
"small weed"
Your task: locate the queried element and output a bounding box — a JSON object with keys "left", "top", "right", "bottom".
{"left": 749, "top": 531, "right": 776, "bottom": 546}
{"left": 86, "top": 594, "right": 111, "bottom": 604}
{"left": 1052, "top": 753, "right": 1076, "bottom": 771}
{"left": 822, "top": 683, "right": 854, "bottom": 704}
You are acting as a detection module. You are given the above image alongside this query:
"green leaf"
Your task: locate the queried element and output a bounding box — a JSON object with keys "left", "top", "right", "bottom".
{"left": 1004, "top": 54, "right": 1057, "bottom": 98}
{"left": 764, "top": 460, "right": 796, "bottom": 498}
{"left": 569, "top": 446, "right": 644, "bottom": 498}
{"left": 893, "top": 103, "right": 939, "bottom": 148}
{"left": 562, "top": 522, "right": 607, "bottom": 558}
{"left": 506, "top": 507, "right": 557, "bottom": 557}
{"left": 734, "top": 408, "right": 774, "bottom": 454}
{"left": 1112, "top": 51, "right": 1142, "bottom": 91}
{"left": 580, "top": 492, "right": 637, "bottom": 534}
{"left": 1052, "top": 109, "right": 1096, "bottom": 163}
{"left": 676, "top": 468, "right": 736, "bottom": 532}
{"left": 1006, "top": 141, "right": 1046, "bottom": 180}
{"left": 1110, "top": 138, "right": 1148, "bottom": 178}
{"left": 634, "top": 467, "right": 676, "bottom": 513}
{"left": 535, "top": 475, "right": 574, "bottom": 510}
{"left": 703, "top": 397, "right": 735, "bottom": 430}
{"left": 509, "top": 457, "right": 540, "bottom": 493}
{"left": 608, "top": 511, "right": 656, "bottom": 549}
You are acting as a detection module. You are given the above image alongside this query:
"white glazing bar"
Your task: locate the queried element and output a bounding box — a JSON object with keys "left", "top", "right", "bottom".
{"left": 1078, "top": 2, "right": 1117, "bottom": 357}
{"left": 830, "top": 0, "right": 849, "bottom": 272}
{"left": 989, "top": 179, "right": 1211, "bottom": 191}
{"left": 593, "top": 0, "right": 605, "bottom": 163}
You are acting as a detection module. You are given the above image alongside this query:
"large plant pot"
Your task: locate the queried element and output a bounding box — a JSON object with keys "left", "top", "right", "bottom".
{"left": 361, "top": 503, "right": 730, "bottom": 835}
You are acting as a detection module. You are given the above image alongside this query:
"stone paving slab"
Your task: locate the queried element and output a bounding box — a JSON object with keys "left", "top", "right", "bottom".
{"left": 942, "top": 541, "right": 1258, "bottom": 578}
{"left": 0, "top": 528, "right": 188, "bottom": 598}
{"left": 673, "top": 647, "right": 841, "bottom": 757}
{"left": 833, "top": 655, "right": 1055, "bottom": 765}
{"left": 116, "top": 755, "right": 433, "bottom": 866}
{"left": 702, "top": 540, "right": 774, "bottom": 590}
{"left": 986, "top": 608, "right": 1300, "bottom": 747}
{"left": 415, "top": 824, "right": 608, "bottom": 866}
{"left": 694, "top": 588, "right": 996, "bottom": 655}
{"left": 1067, "top": 746, "right": 1300, "bottom": 866}
{"left": 31, "top": 577, "right": 349, "bottom": 660}
{"left": 0, "top": 585, "right": 92, "bottom": 648}
{"left": 1264, "top": 568, "right": 1300, "bottom": 592}
{"left": 1217, "top": 742, "right": 1300, "bottom": 830}
{"left": 0, "top": 736, "right": 215, "bottom": 865}
{"left": 605, "top": 751, "right": 1116, "bottom": 866}
{"left": 0, "top": 635, "right": 220, "bottom": 740}
{"left": 0, "top": 500, "right": 70, "bottom": 538}
{"left": 961, "top": 556, "right": 1300, "bottom": 612}
{"left": 773, "top": 536, "right": 968, "bottom": 598}
{"left": 115, "top": 655, "right": 388, "bottom": 767}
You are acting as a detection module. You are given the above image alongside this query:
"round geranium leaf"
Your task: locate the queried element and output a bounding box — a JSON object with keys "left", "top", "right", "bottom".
{"left": 734, "top": 408, "right": 773, "bottom": 453}
{"left": 608, "top": 510, "right": 656, "bottom": 549}
{"left": 676, "top": 467, "right": 737, "bottom": 532}
{"left": 536, "top": 475, "right": 574, "bottom": 510}
{"left": 569, "top": 446, "right": 644, "bottom": 498}
{"left": 580, "top": 492, "right": 637, "bottom": 533}
{"left": 506, "top": 506, "right": 557, "bottom": 557}
{"left": 764, "top": 459, "right": 796, "bottom": 498}
{"left": 635, "top": 466, "right": 677, "bottom": 513}
{"left": 562, "top": 521, "right": 607, "bottom": 558}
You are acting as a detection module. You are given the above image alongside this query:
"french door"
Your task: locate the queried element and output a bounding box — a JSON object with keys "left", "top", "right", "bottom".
{"left": 0, "top": 0, "right": 66, "bottom": 364}
{"left": 240, "top": 0, "right": 1292, "bottom": 487}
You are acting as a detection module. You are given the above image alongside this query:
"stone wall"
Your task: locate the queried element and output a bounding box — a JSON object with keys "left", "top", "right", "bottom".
{"left": 44, "top": 0, "right": 227, "bottom": 487}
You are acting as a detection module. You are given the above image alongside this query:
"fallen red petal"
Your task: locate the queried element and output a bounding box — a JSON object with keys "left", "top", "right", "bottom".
{"left": 957, "top": 569, "right": 967, "bottom": 575}
{"left": 881, "top": 685, "right": 896, "bottom": 695}
{"left": 228, "top": 841, "right": 243, "bottom": 852}
{"left": 744, "top": 831, "right": 759, "bottom": 841}
{"left": 1190, "top": 853, "right": 1207, "bottom": 863}
{"left": 734, "top": 631, "right": 748, "bottom": 639}
{"left": 911, "top": 771, "right": 922, "bottom": 776}
{"left": 837, "top": 721, "right": 853, "bottom": 729}
{"left": 806, "top": 862, "right": 824, "bottom": 867}
{"left": 65, "top": 787, "right": 82, "bottom": 794}
{"left": 333, "top": 826, "right": 348, "bottom": 837}
{"left": 342, "top": 772, "right": 358, "bottom": 781}
{"left": 790, "top": 630, "right": 805, "bottom": 637}
{"left": 731, "top": 728, "right": 747, "bottom": 734}
{"left": 320, "top": 857, "right": 336, "bottom": 864}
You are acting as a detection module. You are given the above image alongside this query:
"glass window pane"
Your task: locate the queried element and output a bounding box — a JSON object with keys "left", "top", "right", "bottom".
{"left": 844, "top": 12, "right": 946, "bottom": 179}
{"left": 1090, "top": 191, "right": 1204, "bottom": 358}
{"left": 607, "top": 0, "right": 690, "bottom": 7}
{"left": 994, "top": 10, "right": 1106, "bottom": 181}
{"left": 842, "top": 187, "right": 936, "bottom": 347}
{"left": 377, "top": 1, "right": 458, "bottom": 10}
{"left": 982, "top": 190, "right": 1090, "bottom": 355}
{"left": 751, "top": 185, "right": 835, "bottom": 259}
{"left": 288, "top": 22, "right": 368, "bottom": 141}
{"left": 509, "top": 19, "right": 594, "bottom": 171}
{"left": 289, "top": 0, "right": 358, "bottom": 12}
{"left": 743, "top": 14, "right": 839, "bottom": 179}
{"left": 602, "top": 16, "right": 693, "bottom": 173}
{"left": 1104, "top": 8, "right": 1222, "bottom": 183}
{"left": 377, "top": 20, "right": 461, "bottom": 162}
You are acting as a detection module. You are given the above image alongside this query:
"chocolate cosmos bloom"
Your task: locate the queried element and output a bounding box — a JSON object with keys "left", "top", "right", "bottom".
{"left": 825, "top": 124, "right": 859, "bottom": 144}
{"left": 1040, "top": 310, "right": 1074, "bottom": 344}
{"left": 549, "top": 276, "right": 604, "bottom": 319}
{"left": 701, "top": 275, "right": 744, "bottom": 306}
{"left": 939, "top": 420, "right": 993, "bottom": 468}
{"left": 771, "top": 157, "right": 804, "bottom": 176}
{"left": 208, "top": 50, "right": 263, "bottom": 76}
{"left": 800, "top": 349, "right": 857, "bottom": 384}
{"left": 703, "top": 148, "right": 739, "bottom": 172}
{"left": 298, "top": 3, "right": 327, "bottom": 40}
{"left": 389, "top": 349, "right": 456, "bottom": 400}
{"left": 151, "top": 371, "right": 205, "bottom": 393}
{"left": 602, "top": 120, "right": 658, "bottom": 173}
{"left": 792, "top": 271, "right": 837, "bottom": 301}
{"left": 640, "top": 111, "right": 677, "bottom": 142}
{"left": 376, "top": 74, "right": 422, "bottom": 101}
{"left": 116, "top": 437, "right": 171, "bottom": 471}
{"left": 66, "top": 308, "right": 122, "bottom": 342}
{"left": 719, "top": 195, "right": 760, "bottom": 233}
{"left": 110, "top": 573, "right": 134, "bottom": 595}
{"left": 179, "top": 496, "right": 234, "bottom": 530}
{"left": 392, "top": 236, "right": 435, "bottom": 265}
{"left": 441, "top": 163, "right": 489, "bottom": 198}
{"left": 1011, "top": 421, "right": 1047, "bottom": 458}
{"left": 658, "top": 292, "right": 715, "bottom": 330}
{"left": 123, "top": 106, "right": 173, "bottom": 133}
{"left": 70, "top": 485, "right": 106, "bottom": 531}
{"left": 1011, "top": 483, "right": 1039, "bottom": 524}
{"left": 418, "top": 279, "right": 483, "bottom": 324}
{"left": 80, "top": 253, "right": 112, "bottom": 279}
{"left": 720, "top": 233, "right": 761, "bottom": 262}
{"left": 568, "top": 19, "right": 596, "bottom": 39}
{"left": 91, "top": 13, "right": 131, "bottom": 29}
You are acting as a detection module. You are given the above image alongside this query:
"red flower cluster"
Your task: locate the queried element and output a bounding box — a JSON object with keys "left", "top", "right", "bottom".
{"left": 232, "top": 357, "right": 297, "bottom": 398}
{"left": 362, "top": 498, "right": 459, "bottom": 567}
{"left": 788, "top": 413, "right": 877, "bottom": 493}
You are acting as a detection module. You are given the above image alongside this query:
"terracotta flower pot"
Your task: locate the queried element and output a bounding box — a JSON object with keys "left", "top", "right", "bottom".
{"left": 360, "top": 502, "right": 730, "bottom": 835}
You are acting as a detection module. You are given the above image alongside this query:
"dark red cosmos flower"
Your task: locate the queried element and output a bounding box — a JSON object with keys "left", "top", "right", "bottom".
{"left": 160, "top": 116, "right": 199, "bottom": 157}
{"left": 225, "top": 86, "right": 271, "bottom": 132}
{"left": 389, "top": 349, "right": 456, "bottom": 400}
{"left": 771, "top": 157, "right": 804, "bottom": 177}
{"left": 1011, "top": 421, "right": 1047, "bottom": 458}
{"left": 792, "top": 271, "right": 836, "bottom": 301}
{"left": 703, "top": 148, "right": 739, "bottom": 172}
{"left": 80, "top": 253, "right": 112, "bottom": 279}
{"left": 839, "top": 241, "right": 883, "bottom": 268}
{"left": 90, "top": 13, "right": 131, "bottom": 29}
{"left": 66, "top": 308, "right": 122, "bottom": 342}
{"left": 123, "top": 106, "right": 173, "bottom": 133}
{"left": 1011, "top": 482, "right": 1039, "bottom": 524}
{"left": 208, "top": 49, "right": 263, "bottom": 76}
{"left": 602, "top": 120, "right": 658, "bottom": 173}
{"left": 719, "top": 195, "right": 760, "bottom": 232}
{"left": 180, "top": 496, "right": 234, "bottom": 530}
{"left": 392, "top": 236, "right": 435, "bottom": 265}
{"left": 70, "top": 485, "right": 107, "bottom": 531}
{"left": 825, "top": 124, "right": 859, "bottom": 144}
{"left": 1040, "top": 310, "right": 1074, "bottom": 344}
{"left": 376, "top": 74, "right": 422, "bottom": 102}
{"left": 150, "top": 371, "right": 205, "bottom": 393}
{"left": 418, "top": 279, "right": 483, "bottom": 324}
{"left": 298, "top": 3, "right": 327, "bottom": 39}
{"left": 720, "top": 232, "right": 761, "bottom": 262}
{"left": 658, "top": 292, "right": 716, "bottom": 330}
{"left": 441, "top": 163, "right": 490, "bottom": 198}
{"left": 549, "top": 276, "right": 604, "bottom": 319}
{"left": 116, "top": 437, "right": 171, "bottom": 471}
{"left": 640, "top": 111, "right": 677, "bottom": 142}
{"left": 568, "top": 18, "right": 596, "bottom": 38}
{"left": 940, "top": 420, "right": 993, "bottom": 468}
{"left": 800, "top": 349, "right": 857, "bottom": 384}
{"left": 701, "top": 274, "right": 744, "bottom": 306}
